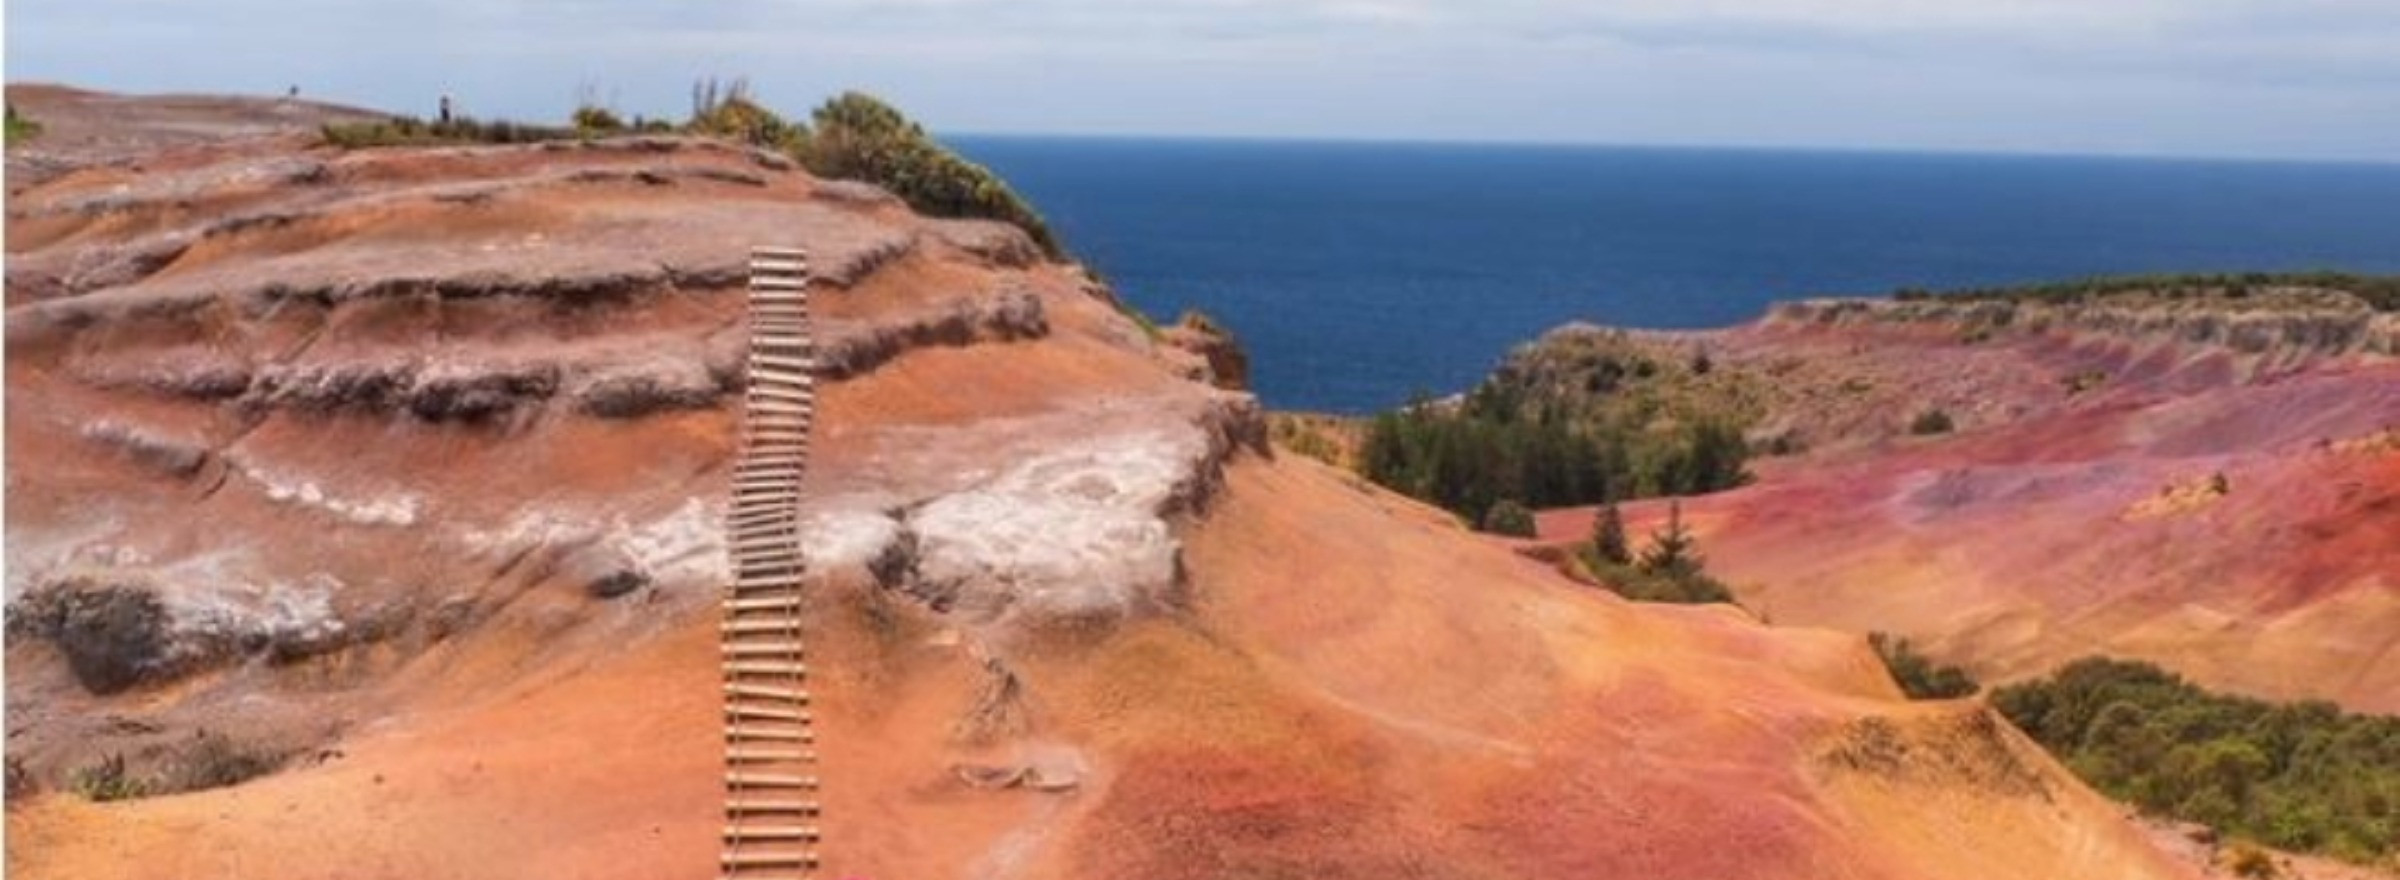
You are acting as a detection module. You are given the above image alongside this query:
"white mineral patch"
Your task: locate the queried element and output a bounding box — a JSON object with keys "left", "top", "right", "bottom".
{"left": 241, "top": 463, "right": 422, "bottom": 527}
{"left": 801, "top": 506, "right": 904, "bottom": 578}
{"left": 908, "top": 430, "right": 1198, "bottom": 622}
{"left": 164, "top": 570, "right": 348, "bottom": 653}
{"left": 460, "top": 499, "right": 727, "bottom": 588}
{"left": 610, "top": 497, "right": 724, "bottom": 585}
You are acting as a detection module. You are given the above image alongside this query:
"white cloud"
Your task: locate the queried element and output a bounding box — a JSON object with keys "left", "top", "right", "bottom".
{"left": 7, "top": 0, "right": 2398, "bottom": 159}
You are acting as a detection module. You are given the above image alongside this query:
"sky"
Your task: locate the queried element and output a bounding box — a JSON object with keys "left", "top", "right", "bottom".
{"left": 7, "top": 0, "right": 2400, "bottom": 162}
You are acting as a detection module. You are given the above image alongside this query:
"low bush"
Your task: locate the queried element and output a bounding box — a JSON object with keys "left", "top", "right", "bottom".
{"left": 1480, "top": 499, "right": 1537, "bottom": 537}
{"left": 4, "top": 103, "right": 38, "bottom": 145}
{"left": 1995, "top": 657, "right": 2400, "bottom": 864}
{"left": 63, "top": 732, "right": 289, "bottom": 803}
{"left": 1578, "top": 501, "right": 1737, "bottom": 605}
{"left": 320, "top": 116, "right": 578, "bottom": 149}
{"left": 1909, "top": 408, "right": 1955, "bottom": 436}
{"left": 800, "top": 91, "right": 1060, "bottom": 257}
{"left": 69, "top": 754, "right": 149, "bottom": 802}
{"left": 159, "top": 732, "right": 288, "bottom": 794}
{"left": 1894, "top": 272, "right": 2400, "bottom": 313}
{"left": 1869, "top": 632, "right": 1979, "bottom": 699}
{"left": 570, "top": 104, "right": 626, "bottom": 134}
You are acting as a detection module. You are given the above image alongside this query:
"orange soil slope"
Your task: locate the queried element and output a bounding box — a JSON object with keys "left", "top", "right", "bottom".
{"left": 6, "top": 88, "right": 2202, "bottom": 879}
{"left": 9, "top": 454, "right": 2205, "bottom": 880}
{"left": 1536, "top": 313, "right": 2400, "bottom": 712}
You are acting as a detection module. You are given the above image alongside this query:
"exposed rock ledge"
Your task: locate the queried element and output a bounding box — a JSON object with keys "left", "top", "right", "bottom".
{"left": 811, "top": 392, "right": 1264, "bottom": 640}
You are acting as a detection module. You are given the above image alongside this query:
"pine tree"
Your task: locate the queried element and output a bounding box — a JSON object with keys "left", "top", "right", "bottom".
{"left": 1592, "top": 502, "right": 1631, "bottom": 566}
{"left": 1638, "top": 499, "right": 1701, "bottom": 577}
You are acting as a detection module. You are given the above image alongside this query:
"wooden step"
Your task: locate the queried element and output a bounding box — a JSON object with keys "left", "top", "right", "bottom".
{"left": 727, "top": 541, "right": 799, "bottom": 559}
{"left": 726, "top": 680, "right": 811, "bottom": 701}
{"left": 729, "top": 585, "right": 804, "bottom": 601}
{"left": 726, "top": 772, "right": 820, "bottom": 789}
{"left": 725, "top": 726, "right": 814, "bottom": 742}
{"left": 730, "top": 556, "right": 807, "bottom": 572}
{"left": 742, "top": 407, "right": 812, "bottom": 422}
{"left": 727, "top": 798, "right": 820, "bottom": 814}
{"left": 740, "top": 415, "right": 811, "bottom": 429}
{"left": 748, "top": 385, "right": 814, "bottom": 402}
{"left": 729, "top": 467, "right": 805, "bottom": 484}
{"left": 749, "top": 355, "right": 816, "bottom": 372}
{"left": 725, "top": 519, "right": 801, "bottom": 534}
{"left": 727, "top": 501, "right": 800, "bottom": 516}
{"left": 728, "top": 522, "right": 798, "bottom": 537}
{"left": 730, "top": 474, "right": 800, "bottom": 488}
{"left": 724, "top": 618, "right": 805, "bottom": 636}
{"left": 725, "top": 595, "right": 807, "bottom": 614}
{"left": 724, "top": 658, "right": 809, "bottom": 675}
{"left": 741, "top": 424, "right": 811, "bottom": 436}
{"left": 729, "top": 551, "right": 806, "bottom": 565}
{"left": 747, "top": 275, "right": 806, "bottom": 289}
{"left": 725, "top": 703, "right": 810, "bottom": 722}
{"left": 727, "top": 747, "right": 817, "bottom": 764}
{"left": 748, "top": 258, "right": 807, "bottom": 274}
{"left": 747, "top": 401, "right": 814, "bottom": 417}
{"left": 748, "top": 371, "right": 816, "bottom": 386}
{"left": 720, "top": 849, "right": 819, "bottom": 868}
{"left": 735, "top": 548, "right": 806, "bottom": 564}
{"left": 737, "top": 447, "right": 809, "bottom": 460}
{"left": 731, "top": 467, "right": 805, "bottom": 482}
{"left": 723, "top": 639, "right": 804, "bottom": 655}
{"left": 724, "top": 825, "right": 821, "bottom": 841}
{"left": 726, "top": 513, "right": 800, "bottom": 530}
{"left": 742, "top": 414, "right": 811, "bottom": 427}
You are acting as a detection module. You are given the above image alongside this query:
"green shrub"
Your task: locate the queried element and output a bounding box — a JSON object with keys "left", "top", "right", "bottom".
{"left": 1637, "top": 500, "right": 1702, "bottom": 577}
{"left": 1909, "top": 408, "right": 1955, "bottom": 436}
{"left": 1358, "top": 380, "right": 1752, "bottom": 527}
{"left": 160, "top": 732, "right": 287, "bottom": 793}
{"left": 571, "top": 104, "right": 626, "bottom": 133}
{"left": 1591, "top": 502, "right": 1632, "bottom": 566}
{"left": 320, "top": 116, "right": 578, "bottom": 149}
{"left": 4, "top": 104, "right": 38, "bottom": 145}
{"left": 687, "top": 78, "right": 805, "bottom": 151}
{"left": 1995, "top": 657, "right": 2400, "bottom": 864}
{"left": 1575, "top": 500, "right": 1737, "bottom": 605}
{"left": 69, "top": 754, "right": 148, "bottom": 802}
{"left": 1480, "top": 499, "right": 1537, "bottom": 537}
{"left": 1898, "top": 272, "right": 2400, "bottom": 313}
{"left": 677, "top": 83, "right": 1062, "bottom": 257}
{"left": 799, "top": 91, "right": 1060, "bottom": 257}
{"left": 1869, "top": 632, "right": 1979, "bottom": 699}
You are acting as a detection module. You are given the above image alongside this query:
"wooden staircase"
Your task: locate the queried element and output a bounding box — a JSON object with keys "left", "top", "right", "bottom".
{"left": 721, "top": 246, "right": 821, "bottom": 879}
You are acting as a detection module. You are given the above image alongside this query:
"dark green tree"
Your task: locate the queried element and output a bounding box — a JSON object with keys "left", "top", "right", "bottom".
{"left": 1481, "top": 499, "right": 1537, "bottom": 538}
{"left": 1592, "top": 502, "right": 1631, "bottom": 566}
{"left": 1638, "top": 499, "right": 1701, "bottom": 577}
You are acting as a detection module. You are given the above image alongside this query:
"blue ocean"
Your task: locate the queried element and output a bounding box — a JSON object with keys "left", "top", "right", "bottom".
{"left": 951, "top": 137, "right": 2400, "bottom": 414}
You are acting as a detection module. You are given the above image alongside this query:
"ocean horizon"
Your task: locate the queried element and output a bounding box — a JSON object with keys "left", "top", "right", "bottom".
{"left": 953, "top": 135, "right": 2400, "bottom": 414}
